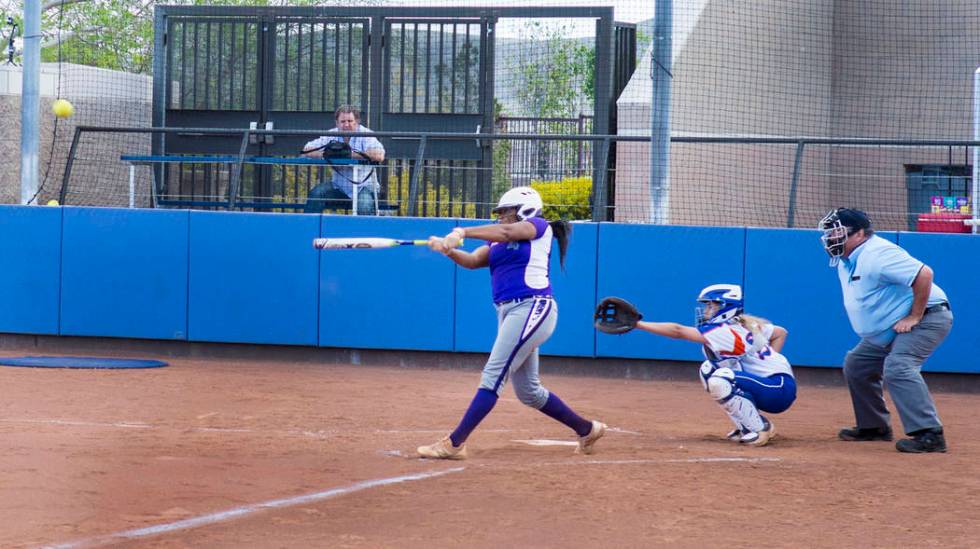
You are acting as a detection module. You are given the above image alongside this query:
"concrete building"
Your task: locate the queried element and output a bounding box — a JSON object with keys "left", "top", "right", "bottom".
{"left": 615, "top": 1, "right": 979, "bottom": 230}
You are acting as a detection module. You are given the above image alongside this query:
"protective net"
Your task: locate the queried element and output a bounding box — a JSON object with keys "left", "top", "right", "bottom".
{"left": 6, "top": 1, "right": 978, "bottom": 231}
{"left": 613, "top": 1, "right": 979, "bottom": 230}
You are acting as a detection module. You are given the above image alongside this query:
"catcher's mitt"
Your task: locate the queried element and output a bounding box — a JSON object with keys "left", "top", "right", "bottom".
{"left": 594, "top": 297, "right": 643, "bottom": 334}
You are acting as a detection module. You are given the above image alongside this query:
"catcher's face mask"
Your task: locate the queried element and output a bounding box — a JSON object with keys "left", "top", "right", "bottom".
{"left": 695, "top": 284, "right": 743, "bottom": 327}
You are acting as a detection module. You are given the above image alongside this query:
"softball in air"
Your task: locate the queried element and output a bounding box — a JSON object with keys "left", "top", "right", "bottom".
{"left": 52, "top": 99, "right": 75, "bottom": 118}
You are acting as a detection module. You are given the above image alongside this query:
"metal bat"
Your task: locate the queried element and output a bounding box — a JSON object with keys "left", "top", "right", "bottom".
{"left": 312, "top": 237, "right": 463, "bottom": 250}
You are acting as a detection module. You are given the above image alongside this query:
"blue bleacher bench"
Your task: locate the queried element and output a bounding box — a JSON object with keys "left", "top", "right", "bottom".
{"left": 120, "top": 154, "right": 400, "bottom": 214}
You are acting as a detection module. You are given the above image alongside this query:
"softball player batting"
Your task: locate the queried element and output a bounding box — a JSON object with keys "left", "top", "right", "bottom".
{"left": 596, "top": 285, "right": 796, "bottom": 446}
{"left": 417, "top": 187, "right": 606, "bottom": 460}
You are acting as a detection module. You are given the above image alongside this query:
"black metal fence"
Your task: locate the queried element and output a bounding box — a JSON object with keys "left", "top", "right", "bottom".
{"left": 496, "top": 115, "right": 593, "bottom": 185}
{"left": 59, "top": 126, "right": 980, "bottom": 231}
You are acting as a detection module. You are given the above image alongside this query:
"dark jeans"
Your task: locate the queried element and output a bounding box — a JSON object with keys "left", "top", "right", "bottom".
{"left": 303, "top": 183, "right": 376, "bottom": 215}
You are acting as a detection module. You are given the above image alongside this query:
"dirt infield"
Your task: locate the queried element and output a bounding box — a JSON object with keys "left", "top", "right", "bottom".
{"left": 1, "top": 348, "right": 978, "bottom": 548}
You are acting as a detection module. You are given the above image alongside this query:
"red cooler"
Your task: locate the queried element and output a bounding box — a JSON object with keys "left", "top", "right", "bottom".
{"left": 916, "top": 213, "right": 972, "bottom": 233}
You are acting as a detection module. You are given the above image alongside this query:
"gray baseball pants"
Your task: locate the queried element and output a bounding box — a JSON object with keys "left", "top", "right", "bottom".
{"left": 480, "top": 296, "right": 557, "bottom": 409}
{"left": 843, "top": 308, "right": 952, "bottom": 435}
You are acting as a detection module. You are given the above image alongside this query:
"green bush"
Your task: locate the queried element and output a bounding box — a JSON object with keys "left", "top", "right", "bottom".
{"left": 387, "top": 170, "right": 478, "bottom": 218}
{"left": 531, "top": 176, "right": 592, "bottom": 220}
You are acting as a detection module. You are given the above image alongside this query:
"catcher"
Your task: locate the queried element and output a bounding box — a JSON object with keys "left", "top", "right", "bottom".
{"left": 594, "top": 284, "right": 796, "bottom": 446}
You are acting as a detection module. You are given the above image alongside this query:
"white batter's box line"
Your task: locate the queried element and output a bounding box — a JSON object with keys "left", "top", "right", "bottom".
{"left": 606, "top": 427, "right": 643, "bottom": 435}
{"left": 0, "top": 418, "right": 153, "bottom": 429}
{"left": 574, "top": 457, "right": 783, "bottom": 465}
{"left": 0, "top": 418, "right": 334, "bottom": 440}
{"left": 376, "top": 428, "right": 529, "bottom": 434}
{"left": 513, "top": 439, "right": 580, "bottom": 447}
{"left": 487, "top": 456, "right": 784, "bottom": 469}
{"left": 44, "top": 467, "right": 466, "bottom": 549}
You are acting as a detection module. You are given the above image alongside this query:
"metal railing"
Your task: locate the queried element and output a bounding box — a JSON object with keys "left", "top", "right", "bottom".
{"left": 59, "top": 126, "right": 980, "bottom": 230}
{"left": 496, "top": 115, "right": 594, "bottom": 185}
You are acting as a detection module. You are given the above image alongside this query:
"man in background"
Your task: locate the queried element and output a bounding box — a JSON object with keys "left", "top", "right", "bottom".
{"left": 302, "top": 105, "right": 385, "bottom": 215}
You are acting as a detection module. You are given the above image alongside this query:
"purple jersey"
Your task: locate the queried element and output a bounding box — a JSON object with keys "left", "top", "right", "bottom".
{"left": 488, "top": 217, "right": 553, "bottom": 303}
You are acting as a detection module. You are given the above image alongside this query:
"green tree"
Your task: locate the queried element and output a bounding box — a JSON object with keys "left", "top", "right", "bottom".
{"left": 515, "top": 21, "right": 594, "bottom": 119}
{"left": 491, "top": 97, "right": 512, "bottom": 199}
{"left": 514, "top": 21, "right": 595, "bottom": 180}
{"left": 0, "top": 0, "right": 379, "bottom": 73}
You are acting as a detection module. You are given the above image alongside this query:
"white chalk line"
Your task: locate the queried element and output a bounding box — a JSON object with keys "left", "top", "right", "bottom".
{"left": 1, "top": 419, "right": 540, "bottom": 440}
{"left": 471, "top": 456, "right": 783, "bottom": 469}
{"left": 513, "top": 439, "right": 580, "bottom": 447}
{"left": 374, "top": 428, "right": 529, "bottom": 434}
{"left": 563, "top": 457, "right": 782, "bottom": 465}
{"left": 44, "top": 467, "right": 465, "bottom": 549}
{"left": 0, "top": 418, "right": 153, "bottom": 429}
{"left": 607, "top": 427, "right": 643, "bottom": 435}
{"left": 3, "top": 419, "right": 644, "bottom": 442}
{"left": 0, "top": 418, "right": 334, "bottom": 440}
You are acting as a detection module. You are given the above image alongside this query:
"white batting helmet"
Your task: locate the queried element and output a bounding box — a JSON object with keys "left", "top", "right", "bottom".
{"left": 492, "top": 186, "right": 543, "bottom": 221}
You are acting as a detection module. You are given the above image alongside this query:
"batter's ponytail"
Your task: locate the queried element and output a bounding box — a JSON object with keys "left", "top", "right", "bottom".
{"left": 549, "top": 220, "right": 572, "bottom": 271}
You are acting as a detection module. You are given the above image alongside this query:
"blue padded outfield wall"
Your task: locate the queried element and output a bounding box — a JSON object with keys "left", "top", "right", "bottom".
{"left": 0, "top": 205, "right": 62, "bottom": 335}
{"left": 895, "top": 232, "right": 980, "bottom": 374}
{"left": 188, "top": 211, "right": 320, "bottom": 346}
{"left": 60, "top": 207, "right": 189, "bottom": 340}
{"left": 317, "top": 216, "right": 457, "bottom": 351}
{"left": 0, "top": 205, "right": 977, "bottom": 373}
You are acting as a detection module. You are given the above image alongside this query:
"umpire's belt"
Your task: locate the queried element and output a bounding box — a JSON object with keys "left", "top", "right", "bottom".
{"left": 495, "top": 294, "right": 553, "bottom": 306}
{"left": 924, "top": 302, "right": 950, "bottom": 315}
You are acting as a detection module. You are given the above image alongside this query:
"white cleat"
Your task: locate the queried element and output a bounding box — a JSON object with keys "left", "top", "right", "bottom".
{"left": 417, "top": 436, "right": 468, "bottom": 460}
{"left": 576, "top": 420, "right": 607, "bottom": 455}
{"left": 726, "top": 427, "right": 747, "bottom": 441}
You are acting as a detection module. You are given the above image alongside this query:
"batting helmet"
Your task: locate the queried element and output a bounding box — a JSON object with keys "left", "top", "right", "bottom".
{"left": 492, "top": 186, "right": 543, "bottom": 221}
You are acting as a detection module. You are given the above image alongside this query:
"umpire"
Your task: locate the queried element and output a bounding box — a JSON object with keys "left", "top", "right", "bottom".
{"left": 819, "top": 208, "right": 952, "bottom": 453}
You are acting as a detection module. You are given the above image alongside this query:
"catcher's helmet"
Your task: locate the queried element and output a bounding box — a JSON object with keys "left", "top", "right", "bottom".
{"left": 492, "top": 186, "right": 543, "bottom": 221}
{"left": 819, "top": 208, "right": 871, "bottom": 267}
{"left": 696, "top": 284, "right": 743, "bottom": 327}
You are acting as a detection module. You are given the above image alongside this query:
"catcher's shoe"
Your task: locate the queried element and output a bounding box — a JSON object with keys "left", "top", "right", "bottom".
{"left": 726, "top": 427, "right": 749, "bottom": 441}
{"left": 417, "top": 436, "right": 468, "bottom": 460}
{"left": 740, "top": 417, "right": 775, "bottom": 447}
{"left": 576, "top": 420, "right": 607, "bottom": 455}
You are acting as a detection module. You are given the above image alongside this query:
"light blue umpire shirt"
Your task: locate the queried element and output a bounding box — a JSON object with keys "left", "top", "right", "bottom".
{"left": 303, "top": 125, "right": 384, "bottom": 198}
{"left": 837, "top": 235, "right": 948, "bottom": 347}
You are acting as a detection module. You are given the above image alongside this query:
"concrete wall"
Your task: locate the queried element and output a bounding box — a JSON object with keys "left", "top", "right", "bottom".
{"left": 614, "top": 1, "right": 980, "bottom": 230}
{"left": 0, "top": 64, "right": 152, "bottom": 207}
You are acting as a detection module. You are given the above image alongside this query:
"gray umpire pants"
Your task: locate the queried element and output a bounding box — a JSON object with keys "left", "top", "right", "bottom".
{"left": 843, "top": 308, "right": 952, "bottom": 435}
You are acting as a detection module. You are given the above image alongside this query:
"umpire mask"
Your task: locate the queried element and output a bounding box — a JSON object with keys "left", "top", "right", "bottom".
{"left": 819, "top": 208, "right": 870, "bottom": 267}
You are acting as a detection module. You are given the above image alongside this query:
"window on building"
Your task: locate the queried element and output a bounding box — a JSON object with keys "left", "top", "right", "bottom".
{"left": 905, "top": 164, "right": 972, "bottom": 230}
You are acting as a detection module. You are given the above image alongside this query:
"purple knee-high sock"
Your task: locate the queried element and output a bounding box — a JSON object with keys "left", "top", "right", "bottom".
{"left": 449, "top": 388, "right": 498, "bottom": 446}
{"left": 539, "top": 393, "right": 593, "bottom": 436}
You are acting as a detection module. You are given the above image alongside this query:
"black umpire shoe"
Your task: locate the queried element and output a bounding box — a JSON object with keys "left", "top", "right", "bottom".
{"left": 838, "top": 426, "right": 893, "bottom": 441}
{"left": 896, "top": 428, "right": 947, "bottom": 453}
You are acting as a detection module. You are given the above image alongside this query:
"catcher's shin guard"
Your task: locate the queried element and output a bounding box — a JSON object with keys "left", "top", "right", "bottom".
{"left": 702, "top": 366, "right": 766, "bottom": 434}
